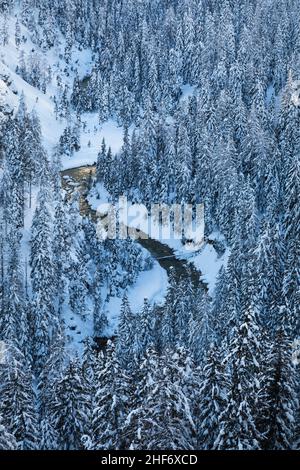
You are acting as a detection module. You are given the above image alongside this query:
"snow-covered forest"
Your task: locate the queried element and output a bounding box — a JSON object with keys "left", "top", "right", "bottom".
{"left": 0, "top": 0, "right": 300, "bottom": 451}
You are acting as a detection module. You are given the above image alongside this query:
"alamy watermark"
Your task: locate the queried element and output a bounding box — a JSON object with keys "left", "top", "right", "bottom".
{"left": 95, "top": 197, "right": 205, "bottom": 252}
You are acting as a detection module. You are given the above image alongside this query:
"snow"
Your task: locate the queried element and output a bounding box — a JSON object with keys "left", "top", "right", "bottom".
{"left": 0, "top": 15, "right": 126, "bottom": 170}
{"left": 62, "top": 297, "right": 94, "bottom": 357}
{"left": 103, "top": 259, "right": 168, "bottom": 337}
{"left": 62, "top": 117, "right": 126, "bottom": 170}
{"left": 158, "top": 236, "right": 229, "bottom": 296}
{"left": 266, "top": 84, "right": 275, "bottom": 105}
{"left": 192, "top": 243, "right": 230, "bottom": 295}
{"left": 0, "top": 76, "right": 17, "bottom": 112}
{"left": 61, "top": 248, "right": 168, "bottom": 354}
{"left": 180, "top": 84, "right": 195, "bottom": 101}
{"left": 1, "top": 21, "right": 64, "bottom": 148}
{"left": 0, "top": 70, "right": 18, "bottom": 126}
{"left": 292, "top": 339, "right": 300, "bottom": 366}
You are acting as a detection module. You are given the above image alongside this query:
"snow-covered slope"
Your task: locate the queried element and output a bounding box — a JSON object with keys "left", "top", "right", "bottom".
{"left": 0, "top": 15, "right": 124, "bottom": 167}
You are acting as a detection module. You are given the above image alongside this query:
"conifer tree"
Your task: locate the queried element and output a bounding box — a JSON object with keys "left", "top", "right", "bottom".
{"left": 214, "top": 307, "right": 263, "bottom": 450}
{"left": 116, "top": 295, "right": 136, "bottom": 369}
{"left": 198, "top": 342, "right": 228, "bottom": 449}
{"left": 52, "top": 358, "right": 91, "bottom": 450}
{"left": 91, "top": 342, "right": 129, "bottom": 450}
{"left": 0, "top": 343, "right": 39, "bottom": 450}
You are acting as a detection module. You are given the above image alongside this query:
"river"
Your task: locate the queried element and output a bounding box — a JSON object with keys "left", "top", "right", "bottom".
{"left": 61, "top": 165, "right": 207, "bottom": 292}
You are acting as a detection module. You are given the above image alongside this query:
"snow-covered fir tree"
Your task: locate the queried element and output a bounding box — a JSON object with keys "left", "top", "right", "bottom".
{"left": 0, "top": 0, "right": 299, "bottom": 451}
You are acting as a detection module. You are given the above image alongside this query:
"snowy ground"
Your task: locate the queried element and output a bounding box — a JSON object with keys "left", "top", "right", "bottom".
{"left": 62, "top": 117, "right": 126, "bottom": 170}
{"left": 0, "top": 16, "right": 125, "bottom": 170}
{"left": 103, "top": 260, "right": 168, "bottom": 338}
{"left": 63, "top": 256, "right": 168, "bottom": 356}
